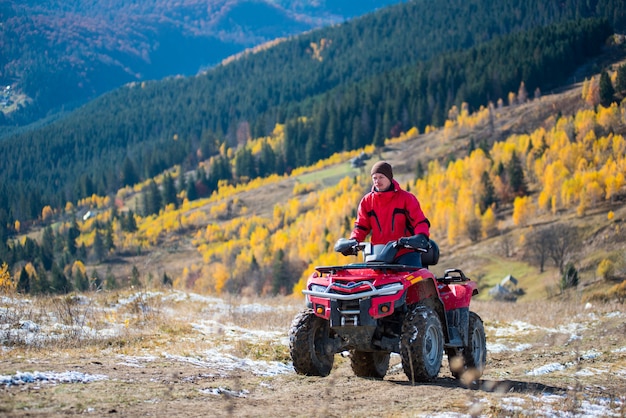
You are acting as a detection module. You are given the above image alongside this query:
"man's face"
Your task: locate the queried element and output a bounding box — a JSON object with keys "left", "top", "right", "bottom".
{"left": 372, "top": 173, "right": 391, "bottom": 191}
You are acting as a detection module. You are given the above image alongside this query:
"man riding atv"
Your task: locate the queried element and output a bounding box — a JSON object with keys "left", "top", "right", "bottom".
{"left": 289, "top": 161, "right": 487, "bottom": 382}
{"left": 344, "top": 161, "right": 431, "bottom": 266}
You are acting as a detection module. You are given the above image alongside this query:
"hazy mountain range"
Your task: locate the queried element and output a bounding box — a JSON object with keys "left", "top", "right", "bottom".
{"left": 0, "top": 0, "right": 402, "bottom": 125}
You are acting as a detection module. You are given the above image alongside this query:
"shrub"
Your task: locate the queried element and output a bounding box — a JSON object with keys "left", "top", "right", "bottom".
{"left": 597, "top": 258, "right": 615, "bottom": 281}
{"left": 560, "top": 262, "right": 579, "bottom": 290}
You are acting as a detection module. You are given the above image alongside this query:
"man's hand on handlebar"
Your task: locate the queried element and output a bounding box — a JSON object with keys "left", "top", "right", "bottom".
{"left": 334, "top": 238, "right": 358, "bottom": 256}
{"left": 398, "top": 234, "right": 430, "bottom": 252}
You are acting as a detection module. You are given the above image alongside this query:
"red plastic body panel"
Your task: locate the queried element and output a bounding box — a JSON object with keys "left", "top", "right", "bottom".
{"left": 437, "top": 280, "right": 478, "bottom": 310}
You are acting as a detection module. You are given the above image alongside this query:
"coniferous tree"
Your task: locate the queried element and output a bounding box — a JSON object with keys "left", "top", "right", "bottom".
{"left": 121, "top": 157, "right": 140, "bottom": 187}
{"left": 73, "top": 267, "right": 89, "bottom": 292}
{"left": 66, "top": 220, "right": 80, "bottom": 256}
{"left": 599, "top": 70, "right": 615, "bottom": 106}
{"left": 130, "top": 265, "right": 141, "bottom": 288}
{"left": 93, "top": 229, "right": 105, "bottom": 262}
{"left": 50, "top": 263, "right": 70, "bottom": 294}
{"left": 616, "top": 64, "right": 626, "bottom": 94}
{"left": 234, "top": 147, "right": 256, "bottom": 180}
{"left": 145, "top": 180, "right": 162, "bottom": 216}
{"left": 480, "top": 171, "right": 497, "bottom": 211}
{"left": 162, "top": 173, "right": 178, "bottom": 208}
{"left": 33, "top": 267, "right": 50, "bottom": 295}
{"left": 17, "top": 267, "right": 30, "bottom": 294}
{"left": 40, "top": 226, "right": 55, "bottom": 270}
{"left": 105, "top": 267, "right": 117, "bottom": 290}
{"left": 177, "top": 170, "right": 187, "bottom": 196}
{"left": 121, "top": 210, "right": 137, "bottom": 232}
{"left": 272, "top": 249, "right": 289, "bottom": 295}
{"left": 415, "top": 161, "right": 425, "bottom": 180}
{"left": 162, "top": 272, "right": 173, "bottom": 287}
{"left": 186, "top": 178, "right": 198, "bottom": 201}
{"left": 104, "top": 224, "right": 115, "bottom": 253}
{"left": 507, "top": 151, "right": 527, "bottom": 196}
{"left": 258, "top": 142, "right": 276, "bottom": 177}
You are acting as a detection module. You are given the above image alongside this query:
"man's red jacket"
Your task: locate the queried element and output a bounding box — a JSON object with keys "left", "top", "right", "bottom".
{"left": 350, "top": 180, "right": 430, "bottom": 255}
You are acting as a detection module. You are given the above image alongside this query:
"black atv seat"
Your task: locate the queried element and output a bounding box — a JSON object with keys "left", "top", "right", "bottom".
{"left": 421, "top": 239, "right": 439, "bottom": 267}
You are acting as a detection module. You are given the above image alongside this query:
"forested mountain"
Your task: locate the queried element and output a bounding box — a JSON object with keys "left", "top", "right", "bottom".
{"left": 0, "top": 0, "right": 402, "bottom": 127}
{"left": 0, "top": 0, "right": 624, "bottom": 228}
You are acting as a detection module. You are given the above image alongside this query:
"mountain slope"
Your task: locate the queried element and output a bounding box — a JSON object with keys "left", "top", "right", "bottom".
{"left": 0, "top": 0, "right": 402, "bottom": 126}
{"left": 55, "top": 55, "right": 626, "bottom": 298}
{"left": 1, "top": 0, "right": 622, "bottom": 226}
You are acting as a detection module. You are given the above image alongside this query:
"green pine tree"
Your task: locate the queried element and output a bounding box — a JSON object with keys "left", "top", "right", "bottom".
{"left": 599, "top": 70, "right": 615, "bottom": 106}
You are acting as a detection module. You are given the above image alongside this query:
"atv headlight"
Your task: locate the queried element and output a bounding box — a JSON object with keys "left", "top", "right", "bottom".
{"left": 309, "top": 284, "right": 327, "bottom": 293}
{"left": 376, "top": 282, "right": 403, "bottom": 295}
{"left": 377, "top": 283, "right": 401, "bottom": 290}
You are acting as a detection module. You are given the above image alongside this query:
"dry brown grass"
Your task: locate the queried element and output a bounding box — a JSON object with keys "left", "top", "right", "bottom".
{"left": 1, "top": 288, "right": 625, "bottom": 417}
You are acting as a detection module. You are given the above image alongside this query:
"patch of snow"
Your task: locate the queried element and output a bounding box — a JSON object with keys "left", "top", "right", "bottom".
{"left": 575, "top": 367, "right": 607, "bottom": 376}
{"left": 526, "top": 362, "right": 566, "bottom": 376}
{"left": 566, "top": 334, "right": 582, "bottom": 344}
{"left": 493, "top": 320, "right": 540, "bottom": 337}
{"left": 526, "top": 350, "right": 602, "bottom": 376}
{"left": 191, "top": 319, "right": 286, "bottom": 343}
{"left": 162, "top": 291, "right": 222, "bottom": 305}
{"left": 200, "top": 387, "right": 249, "bottom": 397}
{"left": 499, "top": 394, "right": 625, "bottom": 418}
{"left": 117, "top": 355, "right": 158, "bottom": 368}
{"left": 487, "top": 342, "right": 532, "bottom": 353}
{"left": 0, "top": 370, "right": 108, "bottom": 387}
{"left": 163, "top": 350, "right": 294, "bottom": 377}
{"left": 0, "top": 296, "right": 31, "bottom": 305}
{"left": 580, "top": 350, "right": 601, "bottom": 360}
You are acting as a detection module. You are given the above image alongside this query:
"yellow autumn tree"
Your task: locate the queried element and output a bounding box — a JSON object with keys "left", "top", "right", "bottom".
{"left": 212, "top": 262, "right": 229, "bottom": 294}
{"left": 512, "top": 196, "right": 535, "bottom": 227}
{"left": 0, "top": 262, "right": 14, "bottom": 294}
{"left": 582, "top": 76, "right": 600, "bottom": 107}
{"left": 481, "top": 207, "right": 498, "bottom": 239}
{"left": 42, "top": 205, "right": 54, "bottom": 222}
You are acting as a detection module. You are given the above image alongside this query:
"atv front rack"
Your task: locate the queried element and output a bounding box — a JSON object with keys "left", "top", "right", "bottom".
{"left": 315, "top": 263, "right": 419, "bottom": 275}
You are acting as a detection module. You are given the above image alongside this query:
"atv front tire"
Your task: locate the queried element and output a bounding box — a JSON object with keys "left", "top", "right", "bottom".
{"left": 400, "top": 305, "right": 444, "bottom": 382}
{"left": 350, "top": 350, "right": 390, "bottom": 378}
{"left": 448, "top": 311, "right": 486, "bottom": 380}
{"left": 289, "top": 310, "right": 335, "bottom": 376}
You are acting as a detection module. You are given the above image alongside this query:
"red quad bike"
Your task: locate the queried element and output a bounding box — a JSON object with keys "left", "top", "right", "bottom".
{"left": 289, "top": 237, "right": 486, "bottom": 382}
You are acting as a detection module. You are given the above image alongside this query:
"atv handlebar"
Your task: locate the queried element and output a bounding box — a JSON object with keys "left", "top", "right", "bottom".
{"left": 335, "top": 235, "right": 430, "bottom": 256}
{"left": 397, "top": 234, "right": 430, "bottom": 252}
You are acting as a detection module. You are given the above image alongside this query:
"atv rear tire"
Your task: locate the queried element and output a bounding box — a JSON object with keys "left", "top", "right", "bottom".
{"left": 350, "top": 350, "right": 390, "bottom": 378}
{"left": 289, "top": 310, "right": 334, "bottom": 376}
{"left": 400, "top": 305, "right": 444, "bottom": 382}
{"left": 448, "top": 311, "right": 486, "bottom": 380}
